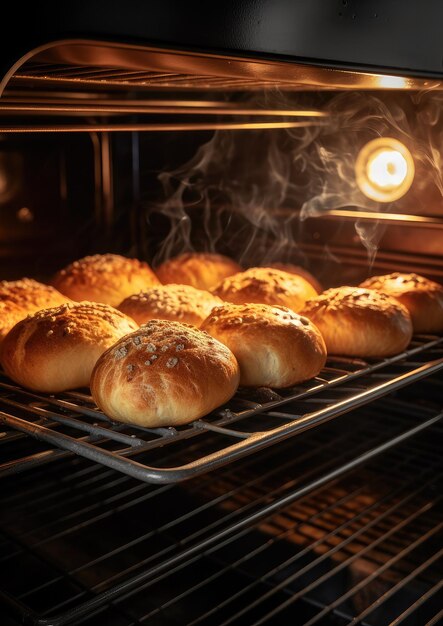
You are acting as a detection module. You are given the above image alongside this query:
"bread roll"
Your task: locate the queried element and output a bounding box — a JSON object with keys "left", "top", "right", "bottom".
{"left": 155, "top": 252, "right": 241, "bottom": 290}
{"left": 201, "top": 303, "right": 327, "bottom": 387}
{"left": 53, "top": 254, "right": 159, "bottom": 306}
{"left": 118, "top": 284, "right": 223, "bottom": 327}
{"left": 300, "top": 287, "right": 413, "bottom": 358}
{"left": 359, "top": 272, "right": 443, "bottom": 334}
{"left": 0, "top": 278, "right": 71, "bottom": 344}
{"left": 267, "top": 262, "right": 322, "bottom": 293}
{"left": 90, "top": 320, "right": 240, "bottom": 427}
{"left": 212, "top": 267, "right": 318, "bottom": 312}
{"left": 0, "top": 302, "right": 138, "bottom": 392}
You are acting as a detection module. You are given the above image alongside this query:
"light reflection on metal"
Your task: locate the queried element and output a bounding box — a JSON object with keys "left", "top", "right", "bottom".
{"left": 355, "top": 137, "right": 415, "bottom": 202}
{"left": 0, "top": 121, "right": 326, "bottom": 133}
{"left": 322, "top": 209, "right": 443, "bottom": 228}
{"left": 0, "top": 102, "right": 327, "bottom": 116}
{"left": 376, "top": 75, "right": 408, "bottom": 89}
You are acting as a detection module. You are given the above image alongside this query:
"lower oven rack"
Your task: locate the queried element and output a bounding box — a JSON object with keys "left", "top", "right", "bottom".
{"left": 0, "top": 392, "right": 441, "bottom": 626}
{"left": 0, "top": 335, "right": 442, "bottom": 484}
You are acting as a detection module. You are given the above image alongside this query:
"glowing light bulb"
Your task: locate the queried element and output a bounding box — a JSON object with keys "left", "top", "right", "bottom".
{"left": 355, "top": 138, "right": 415, "bottom": 202}
{"left": 367, "top": 150, "right": 408, "bottom": 190}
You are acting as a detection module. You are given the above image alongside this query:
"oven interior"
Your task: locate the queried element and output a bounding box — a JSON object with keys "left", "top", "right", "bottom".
{"left": 0, "top": 40, "right": 442, "bottom": 626}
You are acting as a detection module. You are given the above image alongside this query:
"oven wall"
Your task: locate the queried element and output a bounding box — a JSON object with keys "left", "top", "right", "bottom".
{"left": 1, "top": 90, "right": 442, "bottom": 287}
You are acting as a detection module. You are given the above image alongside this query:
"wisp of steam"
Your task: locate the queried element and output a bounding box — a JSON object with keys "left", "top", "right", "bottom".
{"left": 150, "top": 89, "right": 443, "bottom": 271}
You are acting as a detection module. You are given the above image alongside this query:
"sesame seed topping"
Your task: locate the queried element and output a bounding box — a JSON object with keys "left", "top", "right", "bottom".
{"left": 150, "top": 354, "right": 158, "bottom": 360}
{"left": 46, "top": 330, "right": 54, "bottom": 337}
{"left": 176, "top": 344, "right": 185, "bottom": 351}
{"left": 114, "top": 345, "right": 128, "bottom": 359}
{"left": 126, "top": 364, "right": 135, "bottom": 373}
{"left": 161, "top": 345, "right": 169, "bottom": 352}
{"left": 146, "top": 343, "right": 156, "bottom": 352}
{"left": 166, "top": 357, "right": 178, "bottom": 368}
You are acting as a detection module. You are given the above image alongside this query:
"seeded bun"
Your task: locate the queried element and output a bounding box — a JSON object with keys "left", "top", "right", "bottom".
{"left": 0, "top": 278, "right": 71, "bottom": 344}
{"left": 0, "top": 302, "right": 138, "bottom": 392}
{"left": 266, "top": 263, "right": 322, "bottom": 293}
{"left": 53, "top": 254, "right": 160, "bottom": 306}
{"left": 155, "top": 252, "right": 241, "bottom": 290}
{"left": 90, "top": 320, "right": 240, "bottom": 427}
{"left": 118, "top": 284, "right": 223, "bottom": 327}
{"left": 212, "top": 267, "right": 318, "bottom": 312}
{"left": 201, "top": 303, "right": 327, "bottom": 387}
{"left": 300, "top": 287, "right": 413, "bottom": 358}
{"left": 359, "top": 273, "right": 443, "bottom": 334}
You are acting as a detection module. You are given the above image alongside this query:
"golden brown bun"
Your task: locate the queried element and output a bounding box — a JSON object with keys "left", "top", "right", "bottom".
{"left": 0, "top": 278, "right": 71, "bottom": 344}
{"left": 359, "top": 273, "right": 443, "bottom": 334}
{"left": 118, "top": 284, "right": 223, "bottom": 327}
{"left": 90, "top": 320, "right": 240, "bottom": 427}
{"left": 266, "top": 262, "right": 322, "bottom": 293}
{"left": 0, "top": 302, "right": 138, "bottom": 392}
{"left": 155, "top": 252, "right": 241, "bottom": 290}
{"left": 201, "top": 303, "right": 327, "bottom": 387}
{"left": 212, "top": 267, "right": 318, "bottom": 312}
{"left": 300, "top": 287, "right": 413, "bottom": 358}
{"left": 53, "top": 254, "right": 160, "bottom": 306}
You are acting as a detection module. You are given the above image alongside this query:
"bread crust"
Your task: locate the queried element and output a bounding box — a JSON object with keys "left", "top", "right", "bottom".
{"left": 90, "top": 320, "right": 240, "bottom": 427}
{"left": 0, "top": 278, "right": 71, "bottom": 343}
{"left": 360, "top": 273, "right": 443, "bottom": 334}
{"left": 118, "top": 284, "right": 223, "bottom": 327}
{"left": 212, "top": 267, "right": 318, "bottom": 312}
{"left": 0, "top": 302, "right": 138, "bottom": 392}
{"left": 53, "top": 254, "right": 159, "bottom": 306}
{"left": 266, "top": 262, "right": 322, "bottom": 293}
{"left": 300, "top": 287, "right": 413, "bottom": 358}
{"left": 201, "top": 303, "right": 327, "bottom": 387}
{"left": 155, "top": 252, "right": 241, "bottom": 290}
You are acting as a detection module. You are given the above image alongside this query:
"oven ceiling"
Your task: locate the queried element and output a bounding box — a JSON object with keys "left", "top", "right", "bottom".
{"left": 2, "top": 0, "right": 443, "bottom": 96}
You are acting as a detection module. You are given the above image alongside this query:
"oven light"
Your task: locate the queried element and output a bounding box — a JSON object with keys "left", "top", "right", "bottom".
{"left": 355, "top": 138, "right": 415, "bottom": 202}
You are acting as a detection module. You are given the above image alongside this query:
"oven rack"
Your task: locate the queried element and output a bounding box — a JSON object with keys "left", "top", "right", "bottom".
{"left": 0, "top": 334, "right": 442, "bottom": 485}
{"left": 0, "top": 395, "right": 442, "bottom": 626}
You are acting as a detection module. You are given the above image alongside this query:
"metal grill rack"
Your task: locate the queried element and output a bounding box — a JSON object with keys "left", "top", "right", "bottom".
{"left": 0, "top": 391, "right": 441, "bottom": 626}
{"left": 10, "top": 62, "right": 284, "bottom": 91}
{"left": 0, "top": 78, "right": 328, "bottom": 132}
{"left": 1, "top": 335, "right": 442, "bottom": 484}
{"left": 2, "top": 58, "right": 332, "bottom": 133}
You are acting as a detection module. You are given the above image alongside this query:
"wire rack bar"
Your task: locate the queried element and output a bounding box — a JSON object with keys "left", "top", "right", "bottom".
{"left": 180, "top": 447, "right": 442, "bottom": 626}
{"left": 0, "top": 102, "right": 327, "bottom": 117}
{"left": 137, "top": 473, "right": 442, "bottom": 625}
{"left": 197, "top": 496, "right": 442, "bottom": 626}
{"left": 0, "top": 336, "right": 441, "bottom": 484}
{"left": 389, "top": 578, "right": 443, "bottom": 625}
{"left": 37, "top": 429, "right": 365, "bottom": 604}
{"left": 0, "top": 121, "right": 324, "bottom": 133}
{"left": 1, "top": 398, "right": 440, "bottom": 626}
{"left": 10, "top": 72, "right": 283, "bottom": 90}
{"left": 27, "top": 409, "right": 442, "bottom": 626}
{"left": 1, "top": 426, "right": 358, "bottom": 582}
{"left": 0, "top": 449, "right": 71, "bottom": 477}
{"left": 346, "top": 548, "right": 443, "bottom": 626}
{"left": 292, "top": 526, "right": 443, "bottom": 626}
{"left": 426, "top": 608, "right": 443, "bottom": 626}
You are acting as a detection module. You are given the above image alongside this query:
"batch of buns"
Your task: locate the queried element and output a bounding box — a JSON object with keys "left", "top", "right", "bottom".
{"left": 1, "top": 252, "right": 442, "bottom": 428}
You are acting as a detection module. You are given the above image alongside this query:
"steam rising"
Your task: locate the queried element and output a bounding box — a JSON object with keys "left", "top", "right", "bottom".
{"left": 151, "top": 90, "right": 443, "bottom": 271}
